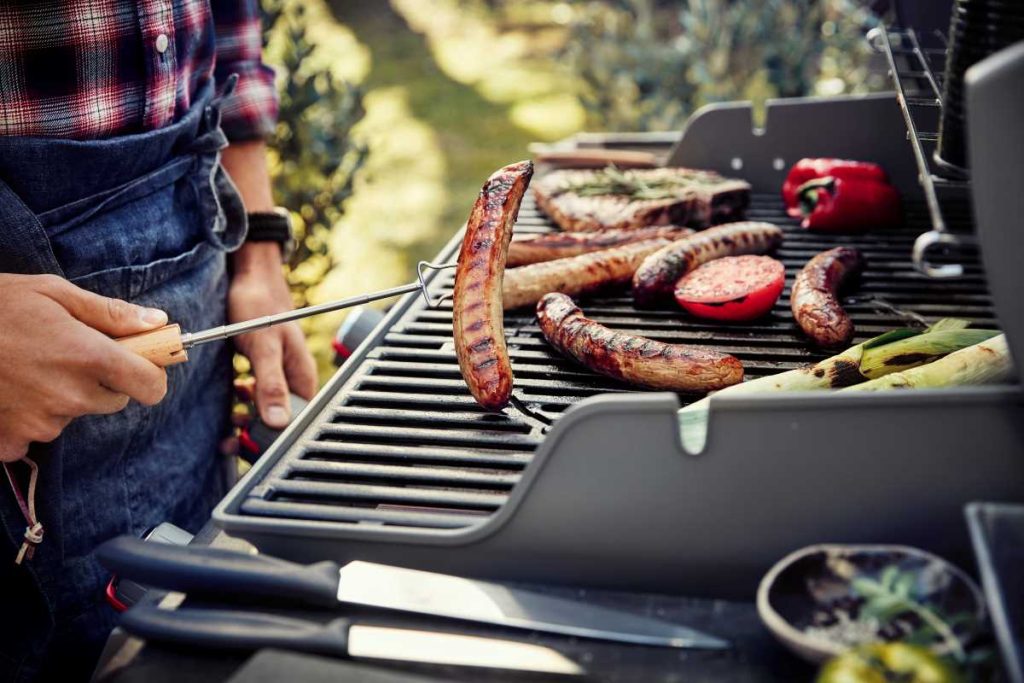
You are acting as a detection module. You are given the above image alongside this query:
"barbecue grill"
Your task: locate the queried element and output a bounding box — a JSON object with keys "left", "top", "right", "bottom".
{"left": 215, "top": 25, "right": 1024, "bottom": 599}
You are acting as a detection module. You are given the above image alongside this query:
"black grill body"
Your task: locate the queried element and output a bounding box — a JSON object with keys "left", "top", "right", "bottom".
{"left": 216, "top": 94, "right": 1024, "bottom": 598}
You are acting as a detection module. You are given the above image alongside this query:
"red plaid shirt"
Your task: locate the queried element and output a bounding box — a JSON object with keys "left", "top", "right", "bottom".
{"left": 0, "top": 0, "right": 277, "bottom": 141}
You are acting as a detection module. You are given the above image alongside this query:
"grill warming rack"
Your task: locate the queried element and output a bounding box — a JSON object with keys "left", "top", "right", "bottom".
{"left": 216, "top": 95, "right": 1024, "bottom": 598}
{"left": 869, "top": 26, "right": 971, "bottom": 279}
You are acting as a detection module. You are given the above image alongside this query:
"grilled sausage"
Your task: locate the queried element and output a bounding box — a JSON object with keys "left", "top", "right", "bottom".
{"left": 537, "top": 293, "right": 743, "bottom": 392}
{"left": 791, "top": 246, "right": 864, "bottom": 347}
{"left": 503, "top": 238, "right": 671, "bottom": 310}
{"left": 631, "top": 222, "right": 784, "bottom": 307}
{"left": 507, "top": 225, "right": 693, "bottom": 267}
{"left": 453, "top": 160, "right": 534, "bottom": 410}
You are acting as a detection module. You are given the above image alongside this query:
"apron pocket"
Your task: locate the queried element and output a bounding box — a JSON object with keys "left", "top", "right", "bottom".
{"left": 68, "top": 239, "right": 218, "bottom": 300}
{"left": 43, "top": 159, "right": 226, "bottom": 301}
{"left": 37, "top": 156, "right": 193, "bottom": 238}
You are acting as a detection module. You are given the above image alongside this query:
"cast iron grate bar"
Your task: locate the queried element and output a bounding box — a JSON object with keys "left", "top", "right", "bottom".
{"left": 242, "top": 192, "right": 995, "bottom": 531}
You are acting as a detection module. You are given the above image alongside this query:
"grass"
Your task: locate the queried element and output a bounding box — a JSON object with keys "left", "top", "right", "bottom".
{"left": 300, "top": 1, "right": 582, "bottom": 379}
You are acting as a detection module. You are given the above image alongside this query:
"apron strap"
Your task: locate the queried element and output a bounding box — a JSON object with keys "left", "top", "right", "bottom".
{"left": 3, "top": 459, "right": 43, "bottom": 564}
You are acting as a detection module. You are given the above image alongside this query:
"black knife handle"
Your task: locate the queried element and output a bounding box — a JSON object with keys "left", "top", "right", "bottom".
{"left": 121, "top": 604, "right": 351, "bottom": 657}
{"left": 97, "top": 536, "right": 340, "bottom": 607}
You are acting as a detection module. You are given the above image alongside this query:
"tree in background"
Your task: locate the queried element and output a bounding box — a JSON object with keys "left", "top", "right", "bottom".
{"left": 261, "top": 0, "right": 369, "bottom": 309}
{"left": 564, "top": 0, "right": 882, "bottom": 131}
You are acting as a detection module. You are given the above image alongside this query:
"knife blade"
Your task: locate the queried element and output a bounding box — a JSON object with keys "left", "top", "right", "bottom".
{"left": 98, "top": 536, "right": 728, "bottom": 649}
{"left": 121, "top": 605, "right": 582, "bottom": 675}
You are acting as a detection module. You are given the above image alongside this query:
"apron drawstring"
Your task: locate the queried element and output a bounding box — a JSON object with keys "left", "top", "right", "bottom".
{"left": 3, "top": 458, "right": 43, "bottom": 564}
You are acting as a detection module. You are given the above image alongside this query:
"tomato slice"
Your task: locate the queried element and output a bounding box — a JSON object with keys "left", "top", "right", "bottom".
{"left": 674, "top": 255, "right": 785, "bottom": 321}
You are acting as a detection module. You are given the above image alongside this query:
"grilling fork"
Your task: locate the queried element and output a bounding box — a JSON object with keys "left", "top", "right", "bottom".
{"left": 115, "top": 260, "right": 456, "bottom": 366}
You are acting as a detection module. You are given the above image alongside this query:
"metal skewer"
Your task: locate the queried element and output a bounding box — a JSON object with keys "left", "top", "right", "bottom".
{"left": 116, "top": 261, "right": 457, "bottom": 366}
{"left": 183, "top": 260, "right": 456, "bottom": 349}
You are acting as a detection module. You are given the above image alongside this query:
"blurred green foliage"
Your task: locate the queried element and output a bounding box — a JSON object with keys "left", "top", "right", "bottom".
{"left": 563, "top": 0, "right": 882, "bottom": 131}
{"left": 261, "top": 0, "right": 368, "bottom": 308}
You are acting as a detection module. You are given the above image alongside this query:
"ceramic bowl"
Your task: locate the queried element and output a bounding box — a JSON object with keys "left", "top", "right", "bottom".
{"left": 757, "top": 544, "right": 986, "bottom": 664}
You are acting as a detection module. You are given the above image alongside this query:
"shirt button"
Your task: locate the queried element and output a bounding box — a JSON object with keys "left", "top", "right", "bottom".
{"left": 155, "top": 33, "right": 169, "bottom": 54}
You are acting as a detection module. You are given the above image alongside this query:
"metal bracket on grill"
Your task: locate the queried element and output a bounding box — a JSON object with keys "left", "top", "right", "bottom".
{"left": 415, "top": 260, "right": 457, "bottom": 308}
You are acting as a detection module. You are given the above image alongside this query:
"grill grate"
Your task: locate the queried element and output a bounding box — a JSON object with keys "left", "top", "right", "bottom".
{"left": 242, "top": 193, "right": 996, "bottom": 531}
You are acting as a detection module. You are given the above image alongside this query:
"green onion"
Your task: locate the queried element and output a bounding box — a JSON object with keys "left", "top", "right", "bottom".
{"left": 843, "top": 334, "right": 1012, "bottom": 392}
{"left": 678, "top": 319, "right": 1001, "bottom": 453}
{"left": 859, "top": 329, "right": 1000, "bottom": 378}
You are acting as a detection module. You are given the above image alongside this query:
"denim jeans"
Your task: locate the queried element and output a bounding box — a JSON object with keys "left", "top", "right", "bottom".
{"left": 0, "top": 82, "right": 244, "bottom": 681}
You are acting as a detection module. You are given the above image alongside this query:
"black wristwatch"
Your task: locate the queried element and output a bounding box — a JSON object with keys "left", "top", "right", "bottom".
{"left": 246, "top": 208, "right": 295, "bottom": 262}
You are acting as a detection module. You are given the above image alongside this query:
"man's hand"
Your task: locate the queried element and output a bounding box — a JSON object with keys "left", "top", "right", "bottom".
{"left": 0, "top": 274, "right": 169, "bottom": 462}
{"left": 228, "top": 242, "right": 317, "bottom": 429}
{"left": 221, "top": 140, "right": 318, "bottom": 430}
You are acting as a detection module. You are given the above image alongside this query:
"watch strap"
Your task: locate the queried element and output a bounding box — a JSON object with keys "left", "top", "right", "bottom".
{"left": 246, "top": 210, "right": 291, "bottom": 244}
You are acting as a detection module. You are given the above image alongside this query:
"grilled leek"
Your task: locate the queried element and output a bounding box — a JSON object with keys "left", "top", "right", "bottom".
{"left": 678, "top": 319, "right": 1002, "bottom": 453}
{"left": 843, "top": 334, "right": 1012, "bottom": 392}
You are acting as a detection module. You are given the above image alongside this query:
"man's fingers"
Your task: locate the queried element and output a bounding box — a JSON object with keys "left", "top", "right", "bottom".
{"left": 37, "top": 275, "right": 168, "bottom": 337}
{"left": 0, "top": 438, "right": 30, "bottom": 463}
{"left": 247, "top": 334, "right": 291, "bottom": 429}
{"left": 91, "top": 339, "right": 168, "bottom": 406}
{"left": 25, "top": 415, "right": 70, "bottom": 444}
{"left": 76, "top": 384, "right": 131, "bottom": 416}
{"left": 282, "top": 325, "right": 318, "bottom": 400}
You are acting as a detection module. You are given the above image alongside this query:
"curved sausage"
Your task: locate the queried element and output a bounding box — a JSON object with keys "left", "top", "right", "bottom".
{"left": 631, "top": 222, "right": 784, "bottom": 307}
{"left": 503, "top": 238, "right": 670, "bottom": 310}
{"left": 507, "top": 225, "right": 693, "bottom": 267}
{"left": 791, "top": 246, "right": 864, "bottom": 347}
{"left": 537, "top": 293, "right": 743, "bottom": 392}
{"left": 453, "top": 160, "right": 534, "bottom": 410}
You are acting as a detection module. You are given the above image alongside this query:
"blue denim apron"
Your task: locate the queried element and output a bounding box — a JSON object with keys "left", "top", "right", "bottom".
{"left": 0, "top": 81, "right": 244, "bottom": 681}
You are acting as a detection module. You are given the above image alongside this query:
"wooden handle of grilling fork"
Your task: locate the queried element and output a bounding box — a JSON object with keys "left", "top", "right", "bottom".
{"left": 116, "top": 324, "right": 189, "bottom": 367}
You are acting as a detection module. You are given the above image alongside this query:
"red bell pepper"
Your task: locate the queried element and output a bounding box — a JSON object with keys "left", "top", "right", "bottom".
{"left": 797, "top": 175, "right": 902, "bottom": 232}
{"left": 782, "top": 159, "right": 890, "bottom": 217}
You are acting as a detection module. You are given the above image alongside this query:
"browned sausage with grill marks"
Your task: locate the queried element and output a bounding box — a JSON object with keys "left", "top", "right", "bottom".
{"left": 507, "top": 225, "right": 693, "bottom": 267}
{"left": 791, "top": 246, "right": 864, "bottom": 348}
{"left": 631, "top": 222, "right": 784, "bottom": 307}
{"left": 453, "top": 160, "right": 534, "bottom": 410}
{"left": 537, "top": 293, "right": 743, "bottom": 392}
{"left": 503, "top": 238, "right": 670, "bottom": 310}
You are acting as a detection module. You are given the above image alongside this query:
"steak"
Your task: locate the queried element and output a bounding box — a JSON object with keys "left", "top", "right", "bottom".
{"left": 532, "top": 166, "right": 751, "bottom": 232}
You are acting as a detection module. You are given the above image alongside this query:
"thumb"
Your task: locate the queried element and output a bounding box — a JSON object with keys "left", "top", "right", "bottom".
{"left": 40, "top": 276, "right": 168, "bottom": 336}
{"left": 248, "top": 334, "right": 292, "bottom": 429}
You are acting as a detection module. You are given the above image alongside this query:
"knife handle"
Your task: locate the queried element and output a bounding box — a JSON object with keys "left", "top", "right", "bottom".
{"left": 121, "top": 604, "right": 351, "bottom": 658}
{"left": 97, "top": 536, "right": 340, "bottom": 608}
{"left": 116, "top": 324, "right": 188, "bottom": 367}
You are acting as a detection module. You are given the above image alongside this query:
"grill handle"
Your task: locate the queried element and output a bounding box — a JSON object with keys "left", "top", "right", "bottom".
{"left": 97, "top": 535, "right": 340, "bottom": 607}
